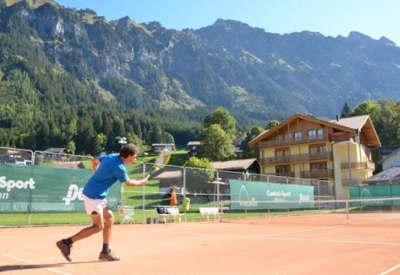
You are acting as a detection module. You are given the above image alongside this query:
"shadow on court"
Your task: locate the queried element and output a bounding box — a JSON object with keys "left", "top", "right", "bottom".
{"left": 0, "top": 261, "right": 100, "bottom": 272}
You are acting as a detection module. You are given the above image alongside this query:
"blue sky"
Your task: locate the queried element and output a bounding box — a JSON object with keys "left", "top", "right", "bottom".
{"left": 55, "top": 0, "right": 400, "bottom": 46}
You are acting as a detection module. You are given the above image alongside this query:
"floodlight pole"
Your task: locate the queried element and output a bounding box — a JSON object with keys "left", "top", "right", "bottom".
{"left": 115, "top": 136, "right": 127, "bottom": 148}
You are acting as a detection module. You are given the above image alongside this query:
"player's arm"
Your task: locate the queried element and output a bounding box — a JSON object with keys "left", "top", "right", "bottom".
{"left": 91, "top": 158, "right": 100, "bottom": 173}
{"left": 124, "top": 175, "right": 149, "bottom": 187}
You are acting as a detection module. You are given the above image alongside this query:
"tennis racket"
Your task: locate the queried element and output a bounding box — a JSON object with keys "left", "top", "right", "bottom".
{"left": 148, "top": 149, "right": 171, "bottom": 175}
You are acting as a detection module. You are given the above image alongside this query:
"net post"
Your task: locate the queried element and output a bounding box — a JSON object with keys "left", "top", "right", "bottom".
{"left": 345, "top": 200, "right": 349, "bottom": 223}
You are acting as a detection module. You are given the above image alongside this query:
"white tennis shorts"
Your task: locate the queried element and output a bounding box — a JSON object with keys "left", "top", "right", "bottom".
{"left": 83, "top": 195, "right": 108, "bottom": 215}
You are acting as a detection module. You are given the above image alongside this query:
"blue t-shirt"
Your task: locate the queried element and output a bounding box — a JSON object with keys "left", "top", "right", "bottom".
{"left": 83, "top": 154, "right": 129, "bottom": 199}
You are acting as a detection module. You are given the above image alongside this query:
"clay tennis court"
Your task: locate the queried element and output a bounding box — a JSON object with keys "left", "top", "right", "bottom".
{"left": 2, "top": 215, "right": 400, "bottom": 275}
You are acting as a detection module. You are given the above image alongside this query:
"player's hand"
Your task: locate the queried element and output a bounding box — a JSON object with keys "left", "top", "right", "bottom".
{"left": 141, "top": 176, "right": 149, "bottom": 186}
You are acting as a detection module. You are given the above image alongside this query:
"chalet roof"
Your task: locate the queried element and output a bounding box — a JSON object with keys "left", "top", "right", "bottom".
{"left": 56, "top": 161, "right": 84, "bottom": 169}
{"left": 249, "top": 113, "right": 380, "bottom": 147}
{"left": 328, "top": 115, "right": 367, "bottom": 128}
{"left": 363, "top": 166, "right": 400, "bottom": 184}
{"left": 328, "top": 115, "right": 380, "bottom": 147}
{"left": 211, "top": 158, "right": 258, "bottom": 171}
{"left": 152, "top": 143, "right": 175, "bottom": 146}
{"left": 44, "top": 148, "right": 71, "bottom": 154}
{"left": 154, "top": 171, "right": 182, "bottom": 179}
{"left": 187, "top": 141, "right": 202, "bottom": 146}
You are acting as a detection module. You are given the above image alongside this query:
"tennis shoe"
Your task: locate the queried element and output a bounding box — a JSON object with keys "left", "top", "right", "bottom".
{"left": 99, "top": 249, "right": 120, "bottom": 261}
{"left": 56, "top": 240, "right": 72, "bottom": 262}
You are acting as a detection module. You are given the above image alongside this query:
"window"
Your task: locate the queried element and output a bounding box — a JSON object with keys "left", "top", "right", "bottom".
{"left": 311, "top": 162, "right": 327, "bottom": 170}
{"left": 275, "top": 148, "right": 290, "bottom": 157}
{"left": 284, "top": 133, "right": 291, "bottom": 139}
{"left": 309, "top": 145, "right": 326, "bottom": 154}
{"left": 308, "top": 129, "right": 324, "bottom": 139}
{"left": 294, "top": 131, "right": 302, "bottom": 140}
{"left": 308, "top": 130, "right": 316, "bottom": 137}
{"left": 276, "top": 165, "right": 290, "bottom": 173}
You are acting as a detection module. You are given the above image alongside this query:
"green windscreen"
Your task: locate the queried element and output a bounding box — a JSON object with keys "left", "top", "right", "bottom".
{"left": 0, "top": 164, "right": 121, "bottom": 212}
{"left": 229, "top": 180, "right": 315, "bottom": 210}
{"left": 349, "top": 185, "right": 400, "bottom": 206}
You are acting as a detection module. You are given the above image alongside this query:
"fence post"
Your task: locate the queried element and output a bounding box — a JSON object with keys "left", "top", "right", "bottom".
{"left": 27, "top": 205, "right": 32, "bottom": 227}
{"left": 142, "top": 162, "right": 146, "bottom": 224}
{"left": 183, "top": 167, "right": 186, "bottom": 199}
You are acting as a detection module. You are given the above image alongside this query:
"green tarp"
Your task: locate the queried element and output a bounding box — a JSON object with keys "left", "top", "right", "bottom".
{"left": 349, "top": 185, "right": 400, "bottom": 206}
{"left": 229, "top": 180, "right": 315, "bottom": 210}
{"left": 0, "top": 164, "right": 121, "bottom": 212}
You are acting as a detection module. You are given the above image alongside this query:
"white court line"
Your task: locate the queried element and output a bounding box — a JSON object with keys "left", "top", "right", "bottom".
{"left": 130, "top": 224, "right": 400, "bottom": 247}
{"left": 378, "top": 263, "right": 400, "bottom": 275}
{"left": 1, "top": 253, "right": 71, "bottom": 275}
{"left": 262, "top": 236, "right": 400, "bottom": 246}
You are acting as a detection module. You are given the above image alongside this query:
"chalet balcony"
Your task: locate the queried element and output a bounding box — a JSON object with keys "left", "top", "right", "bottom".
{"left": 340, "top": 161, "right": 375, "bottom": 171}
{"left": 260, "top": 152, "right": 333, "bottom": 165}
{"left": 300, "top": 169, "right": 334, "bottom": 179}
{"left": 259, "top": 133, "right": 354, "bottom": 149}
{"left": 342, "top": 179, "right": 365, "bottom": 186}
{"left": 274, "top": 172, "right": 295, "bottom": 178}
{"left": 265, "top": 172, "right": 295, "bottom": 182}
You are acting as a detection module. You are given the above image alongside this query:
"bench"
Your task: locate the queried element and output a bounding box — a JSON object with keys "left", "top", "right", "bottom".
{"left": 199, "top": 207, "right": 222, "bottom": 221}
{"left": 155, "top": 206, "right": 183, "bottom": 223}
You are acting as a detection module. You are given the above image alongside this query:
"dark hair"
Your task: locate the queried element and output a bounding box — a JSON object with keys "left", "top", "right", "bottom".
{"left": 119, "top": 143, "right": 139, "bottom": 158}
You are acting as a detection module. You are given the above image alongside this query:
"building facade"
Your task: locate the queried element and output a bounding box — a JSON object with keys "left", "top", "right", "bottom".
{"left": 380, "top": 147, "right": 400, "bottom": 171}
{"left": 249, "top": 113, "right": 381, "bottom": 199}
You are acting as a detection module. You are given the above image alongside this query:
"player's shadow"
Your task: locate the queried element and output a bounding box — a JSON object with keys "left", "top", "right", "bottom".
{"left": 0, "top": 261, "right": 99, "bottom": 272}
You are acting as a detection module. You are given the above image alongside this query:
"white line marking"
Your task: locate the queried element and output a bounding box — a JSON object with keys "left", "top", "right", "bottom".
{"left": 129, "top": 224, "right": 400, "bottom": 247}
{"left": 378, "top": 263, "right": 400, "bottom": 275}
{"left": 2, "top": 253, "right": 26, "bottom": 262}
{"left": 1, "top": 253, "right": 71, "bottom": 275}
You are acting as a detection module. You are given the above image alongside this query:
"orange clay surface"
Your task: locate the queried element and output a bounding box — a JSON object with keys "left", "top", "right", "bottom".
{"left": 2, "top": 217, "right": 400, "bottom": 275}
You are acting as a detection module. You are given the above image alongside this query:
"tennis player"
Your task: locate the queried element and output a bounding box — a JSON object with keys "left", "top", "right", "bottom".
{"left": 56, "top": 143, "right": 149, "bottom": 262}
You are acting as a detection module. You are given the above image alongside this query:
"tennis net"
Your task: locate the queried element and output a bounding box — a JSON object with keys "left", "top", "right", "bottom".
{"left": 222, "top": 197, "right": 400, "bottom": 226}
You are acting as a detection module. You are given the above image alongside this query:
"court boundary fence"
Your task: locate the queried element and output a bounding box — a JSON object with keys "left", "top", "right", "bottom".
{"left": 0, "top": 146, "right": 337, "bottom": 226}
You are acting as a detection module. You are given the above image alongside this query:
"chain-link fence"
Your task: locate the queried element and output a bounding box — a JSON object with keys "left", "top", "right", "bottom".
{"left": 33, "top": 150, "right": 93, "bottom": 168}
{"left": 125, "top": 162, "right": 335, "bottom": 224}
{"left": 0, "top": 147, "right": 33, "bottom": 165}
{"left": 0, "top": 146, "right": 335, "bottom": 226}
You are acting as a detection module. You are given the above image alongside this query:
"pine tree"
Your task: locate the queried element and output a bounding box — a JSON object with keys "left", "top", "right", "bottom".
{"left": 340, "top": 102, "right": 351, "bottom": 118}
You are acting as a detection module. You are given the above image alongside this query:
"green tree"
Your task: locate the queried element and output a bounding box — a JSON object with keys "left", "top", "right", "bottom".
{"left": 163, "top": 132, "right": 175, "bottom": 144}
{"left": 340, "top": 102, "right": 351, "bottom": 118}
{"left": 266, "top": 119, "right": 279, "bottom": 129}
{"left": 203, "top": 107, "right": 237, "bottom": 139}
{"left": 145, "top": 122, "right": 164, "bottom": 145}
{"left": 66, "top": 141, "right": 76, "bottom": 154}
{"left": 242, "top": 126, "right": 264, "bottom": 159}
{"left": 197, "top": 124, "right": 236, "bottom": 161}
{"left": 350, "top": 100, "right": 380, "bottom": 123}
{"left": 184, "top": 157, "right": 214, "bottom": 193}
{"left": 374, "top": 99, "right": 400, "bottom": 146}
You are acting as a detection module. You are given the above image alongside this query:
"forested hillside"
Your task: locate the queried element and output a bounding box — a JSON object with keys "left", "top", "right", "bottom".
{"left": 1, "top": 0, "right": 400, "bottom": 155}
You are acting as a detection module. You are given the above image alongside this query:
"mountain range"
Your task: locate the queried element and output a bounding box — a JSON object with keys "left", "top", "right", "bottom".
{"left": 2, "top": 0, "right": 400, "bottom": 135}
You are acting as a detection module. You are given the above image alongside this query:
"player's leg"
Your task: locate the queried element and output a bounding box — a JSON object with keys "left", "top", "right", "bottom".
{"left": 70, "top": 212, "right": 104, "bottom": 242}
{"left": 56, "top": 196, "right": 104, "bottom": 261}
{"left": 102, "top": 204, "right": 114, "bottom": 245}
{"left": 99, "top": 204, "right": 120, "bottom": 261}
